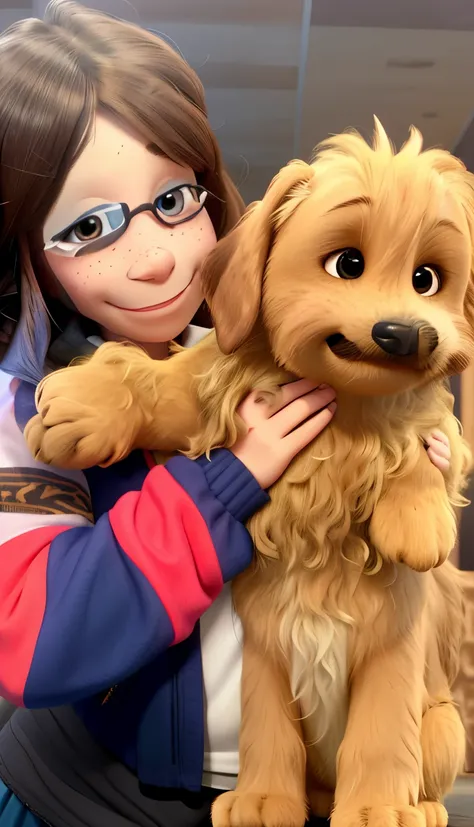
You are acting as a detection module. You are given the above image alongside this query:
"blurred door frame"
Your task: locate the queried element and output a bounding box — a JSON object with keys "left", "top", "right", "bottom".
{"left": 453, "top": 366, "right": 474, "bottom": 772}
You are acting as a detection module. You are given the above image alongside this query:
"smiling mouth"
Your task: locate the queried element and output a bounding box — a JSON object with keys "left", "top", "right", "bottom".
{"left": 112, "top": 274, "right": 195, "bottom": 313}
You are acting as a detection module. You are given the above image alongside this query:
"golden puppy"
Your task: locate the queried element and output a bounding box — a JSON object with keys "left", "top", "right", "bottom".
{"left": 27, "top": 119, "right": 473, "bottom": 827}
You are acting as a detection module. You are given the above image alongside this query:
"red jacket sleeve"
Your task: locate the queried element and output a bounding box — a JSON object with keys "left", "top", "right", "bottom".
{"left": 0, "top": 450, "right": 268, "bottom": 708}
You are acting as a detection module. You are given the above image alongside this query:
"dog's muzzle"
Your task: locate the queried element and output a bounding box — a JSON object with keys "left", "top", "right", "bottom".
{"left": 371, "top": 320, "right": 438, "bottom": 357}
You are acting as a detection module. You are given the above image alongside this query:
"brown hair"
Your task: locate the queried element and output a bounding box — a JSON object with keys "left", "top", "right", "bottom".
{"left": 0, "top": 0, "right": 244, "bottom": 351}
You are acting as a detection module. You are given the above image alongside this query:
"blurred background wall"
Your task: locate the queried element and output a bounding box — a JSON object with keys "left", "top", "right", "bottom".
{"left": 11, "top": 0, "right": 474, "bottom": 204}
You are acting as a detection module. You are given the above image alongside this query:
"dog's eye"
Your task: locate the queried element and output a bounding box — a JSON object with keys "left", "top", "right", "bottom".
{"left": 324, "top": 248, "right": 365, "bottom": 280}
{"left": 413, "top": 265, "right": 441, "bottom": 297}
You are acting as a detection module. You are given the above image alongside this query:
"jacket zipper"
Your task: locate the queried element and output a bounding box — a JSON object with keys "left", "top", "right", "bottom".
{"left": 171, "top": 673, "right": 179, "bottom": 773}
{"left": 101, "top": 684, "right": 117, "bottom": 705}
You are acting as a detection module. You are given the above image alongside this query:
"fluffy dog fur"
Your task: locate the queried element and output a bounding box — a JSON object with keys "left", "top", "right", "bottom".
{"left": 26, "top": 119, "right": 474, "bottom": 827}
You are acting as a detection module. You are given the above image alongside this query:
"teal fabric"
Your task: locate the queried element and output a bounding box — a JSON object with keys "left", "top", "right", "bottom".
{"left": 0, "top": 780, "right": 45, "bottom": 826}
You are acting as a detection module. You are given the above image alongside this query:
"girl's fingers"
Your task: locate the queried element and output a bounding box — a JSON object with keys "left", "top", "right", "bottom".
{"left": 284, "top": 401, "right": 337, "bottom": 454}
{"left": 238, "top": 380, "right": 332, "bottom": 428}
{"left": 271, "top": 386, "right": 336, "bottom": 437}
{"left": 269, "top": 379, "right": 323, "bottom": 413}
{"left": 430, "top": 429, "right": 450, "bottom": 448}
{"left": 427, "top": 446, "right": 450, "bottom": 474}
{"left": 425, "top": 436, "right": 451, "bottom": 460}
{"left": 237, "top": 389, "right": 276, "bottom": 427}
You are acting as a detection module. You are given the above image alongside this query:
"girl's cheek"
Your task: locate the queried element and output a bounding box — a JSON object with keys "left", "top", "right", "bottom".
{"left": 45, "top": 252, "right": 107, "bottom": 297}
{"left": 162, "top": 216, "right": 216, "bottom": 268}
{"left": 193, "top": 211, "right": 217, "bottom": 258}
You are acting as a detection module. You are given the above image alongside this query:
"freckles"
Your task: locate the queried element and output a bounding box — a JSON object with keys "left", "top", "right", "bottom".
{"left": 77, "top": 269, "right": 88, "bottom": 285}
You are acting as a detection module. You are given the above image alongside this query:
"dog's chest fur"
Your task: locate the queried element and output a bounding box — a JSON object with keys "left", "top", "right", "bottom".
{"left": 291, "top": 616, "right": 349, "bottom": 788}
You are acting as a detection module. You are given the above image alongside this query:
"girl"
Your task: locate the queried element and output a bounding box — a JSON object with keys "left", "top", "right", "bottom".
{"left": 0, "top": 3, "right": 450, "bottom": 827}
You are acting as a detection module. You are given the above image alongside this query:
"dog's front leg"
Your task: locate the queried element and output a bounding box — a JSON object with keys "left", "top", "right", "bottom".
{"left": 24, "top": 333, "right": 220, "bottom": 469}
{"left": 212, "top": 636, "right": 307, "bottom": 827}
{"left": 332, "top": 628, "right": 426, "bottom": 827}
{"left": 369, "top": 447, "right": 456, "bottom": 572}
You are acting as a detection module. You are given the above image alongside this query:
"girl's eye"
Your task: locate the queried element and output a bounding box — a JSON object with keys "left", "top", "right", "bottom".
{"left": 66, "top": 215, "right": 103, "bottom": 242}
{"left": 59, "top": 204, "right": 125, "bottom": 245}
{"left": 155, "top": 185, "right": 206, "bottom": 221}
{"left": 44, "top": 203, "right": 125, "bottom": 258}
{"left": 157, "top": 189, "right": 185, "bottom": 217}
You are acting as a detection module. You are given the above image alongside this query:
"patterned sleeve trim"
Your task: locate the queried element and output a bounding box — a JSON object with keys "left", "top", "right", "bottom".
{"left": 0, "top": 467, "right": 93, "bottom": 521}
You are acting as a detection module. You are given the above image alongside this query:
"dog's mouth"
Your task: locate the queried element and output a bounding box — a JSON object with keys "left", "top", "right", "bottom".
{"left": 325, "top": 332, "right": 431, "bottom": 371}
{"left": 326, "top": 334, "right": 364, "bottom": 361}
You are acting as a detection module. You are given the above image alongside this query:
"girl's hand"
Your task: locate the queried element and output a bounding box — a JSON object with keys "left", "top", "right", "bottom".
{"left": 232, "top": 379, "right": 336, "bottom": 490}
{"left": 425, "top": 430, "right": 451, "bottom": 475}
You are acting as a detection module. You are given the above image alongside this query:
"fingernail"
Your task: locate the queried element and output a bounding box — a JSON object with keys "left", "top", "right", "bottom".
{"left": 318, "top": 383, "right": 329, "bottom": 389}
{"left": 327, "top": 401, "right": 337, "bottom": 412}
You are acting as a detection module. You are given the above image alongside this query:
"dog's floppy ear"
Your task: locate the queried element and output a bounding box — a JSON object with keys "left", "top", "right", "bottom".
{"left": 202, "top": 160, "right": 314, "bottom": 353}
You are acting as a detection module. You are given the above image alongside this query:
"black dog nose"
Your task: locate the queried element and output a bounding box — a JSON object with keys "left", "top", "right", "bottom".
{"left": 372, "top": 321, "right": 438, "bottom": 357}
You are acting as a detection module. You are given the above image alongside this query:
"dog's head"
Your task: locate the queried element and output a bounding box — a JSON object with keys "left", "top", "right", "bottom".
{"left": 203, "top": 118, "right": 474, "bottom": 396}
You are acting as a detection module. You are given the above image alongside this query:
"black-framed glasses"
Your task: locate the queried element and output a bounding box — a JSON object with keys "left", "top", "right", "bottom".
{"left": 44, "top": 184, "right": 208, "bottom": 258}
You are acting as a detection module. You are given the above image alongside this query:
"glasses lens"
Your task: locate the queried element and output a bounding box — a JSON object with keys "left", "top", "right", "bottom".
{"left": 154, "top": 185, "right": 207, "bottom": 225}
{"left": 45, "top": 204, "right": 127, "bottom": 258}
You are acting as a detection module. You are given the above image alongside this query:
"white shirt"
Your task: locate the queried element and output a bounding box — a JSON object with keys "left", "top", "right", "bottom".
{"left": 201, "top": 584, "right": 242, "bottom": 789}
{"left": 180, "top": 327, "right": 242, "bottom": 790}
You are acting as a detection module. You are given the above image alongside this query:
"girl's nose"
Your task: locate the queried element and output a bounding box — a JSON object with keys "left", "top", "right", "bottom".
{"left": 127, "top": 247, "right": 176, "bottom": 283}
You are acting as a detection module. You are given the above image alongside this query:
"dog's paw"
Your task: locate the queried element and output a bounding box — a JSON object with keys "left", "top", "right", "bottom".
{"left": 24, "top": 367, "right": 142, "bottom": 469}
{"left": 369, "top": 490, "right": 455, "bottom": 572}
{"left": 331, "top": 804, "right": 426, "bottom": 827}
{"left": 212, "top": 791, "right": 306, "bottom": 827}
{"left": 417, "top": 801, "right": 448, "bottom": 827}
